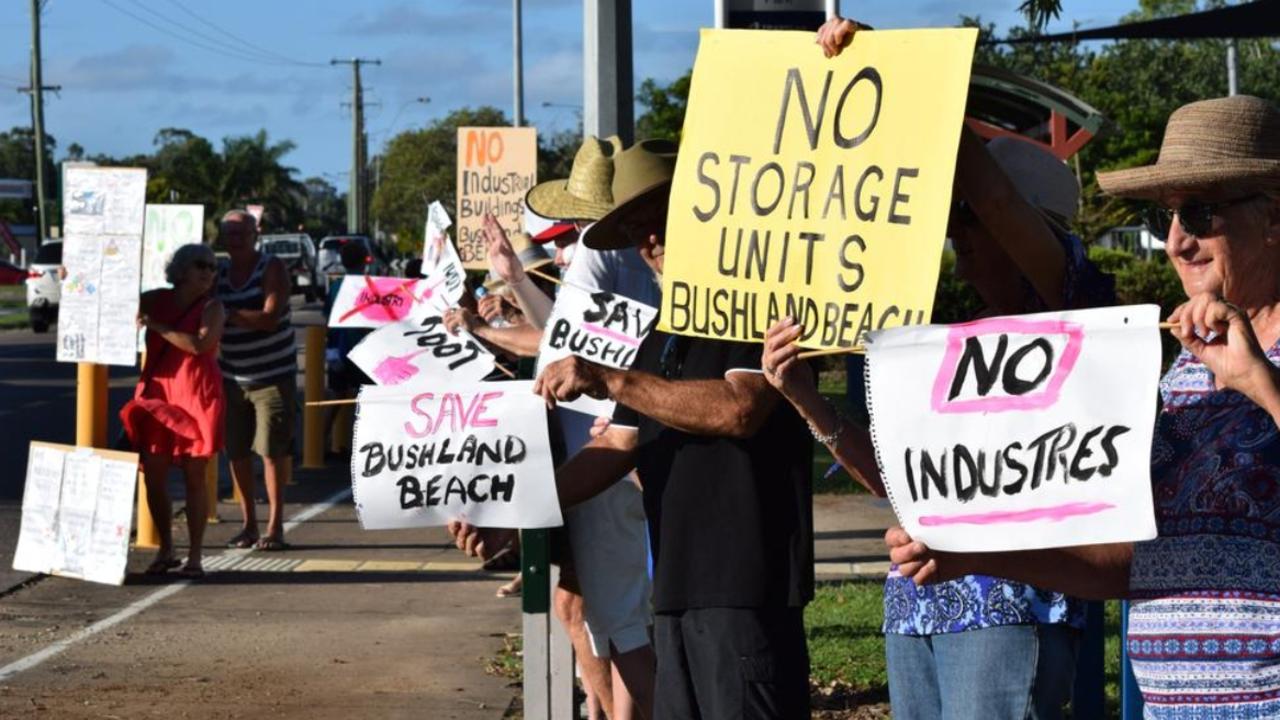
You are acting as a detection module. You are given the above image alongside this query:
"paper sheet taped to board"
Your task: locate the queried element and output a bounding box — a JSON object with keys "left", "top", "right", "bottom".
{"left": 865, "top": 305, "right": 1161, "bottom": 552}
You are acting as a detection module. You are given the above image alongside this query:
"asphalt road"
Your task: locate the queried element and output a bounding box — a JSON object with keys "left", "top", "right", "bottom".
{"left": 0, "top": 298, "right": 325, "bottom": 595}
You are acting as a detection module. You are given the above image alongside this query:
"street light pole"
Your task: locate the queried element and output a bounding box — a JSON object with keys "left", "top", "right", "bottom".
{"left": 514, "top": 0, "right": 524, "bottom": 126}
{"left": 29, "top": 0, "right": 49, "bottom": 241}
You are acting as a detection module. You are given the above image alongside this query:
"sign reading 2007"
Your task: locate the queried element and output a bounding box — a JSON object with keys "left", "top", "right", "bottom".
{"left": 660, "top": 29, "right": 978, "bottom": 348}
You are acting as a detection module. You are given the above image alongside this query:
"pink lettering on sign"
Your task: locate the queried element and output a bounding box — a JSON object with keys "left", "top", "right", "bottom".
{"left": 929, "top": 318, "right": 1084, "bottom": 414}
{"left": 581, "top": 322, "right": 641, "bottom": 347}
{"left": 339, "top": 277, "right": 421, "bottom": 323}
{"left": 404, "top": 391, "right": 506, "bottom": 438}
{"left": 918, "top": 501, "right": 1115, "bottom": 527}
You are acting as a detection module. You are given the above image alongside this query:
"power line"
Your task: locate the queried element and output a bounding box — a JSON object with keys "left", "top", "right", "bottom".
{"left": 96, "top": 0, "right": 320, "bottom": 68}
{"left": 165, "top": 0, "right": 327, "bottom": 68}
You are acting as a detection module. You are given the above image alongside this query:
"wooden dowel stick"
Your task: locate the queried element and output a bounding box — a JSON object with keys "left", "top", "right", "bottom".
{"left": 795, "top": 321, "right": 1180, "bottom": 360}
{"left": 527, "top": 267, "right": 562, "bottom": 285}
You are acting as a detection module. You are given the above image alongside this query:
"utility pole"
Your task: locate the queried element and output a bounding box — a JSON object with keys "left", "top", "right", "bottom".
{"left": 583, "top": 0, "right": 634, "bottom": 144}
{"left": 24, "top": 0, "right": 60, "bottom": 242}
{"left": 513, "top": 0, "right": 524, "bottom": 126}
{"left": 330, "top": 58, "right": 380, "bottom": 236}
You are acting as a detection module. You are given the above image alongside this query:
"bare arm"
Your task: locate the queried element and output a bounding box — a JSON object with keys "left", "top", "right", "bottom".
{"left": 956, "top": 124, "right": 1068, "bottom": 308}
{"left": 472, "top": 321, "right": 544, "bottom": 358}
{"left": 226, "top": 257, "right": 290, "bottom": 331}
{"left": 887, "top": 527, "right": 1134, "bottom": 600}
{"left": 145, "top": 299, "right": 226, "bottom": 355}
{"left": 605, "top": 366, "right": 779, "bottom": 439}
{"left": 555, "top": 426, "right": 639, "bottom": 508}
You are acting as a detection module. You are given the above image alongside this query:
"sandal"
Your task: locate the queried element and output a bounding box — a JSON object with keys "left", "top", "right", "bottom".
{"left": 177, "top": 563, "right": 205, "bottom": 580}
{"left": 226, "top": 529, "right": 258, "bottom": 549}
{"left": 254, "top": 537, "right": 291, "bottom": 552}
{"left": 144, "top": 556, "right": 181, "bottom": 576}
{"left": 495, "top": 575, "right": 522, "bottom": 598}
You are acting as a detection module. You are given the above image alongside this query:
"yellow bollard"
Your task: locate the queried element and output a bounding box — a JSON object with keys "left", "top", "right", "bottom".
{"left": 135, "top": 471, "right": 159, "bottom": 548}
{"left": 302, "top": 325, "right": 326, "bottom": 469}
{"left": 75, "top": 363, "right": 108, "bottom": 447}
{"left": 205, "top": 456, "right": 220, "bottom": 524}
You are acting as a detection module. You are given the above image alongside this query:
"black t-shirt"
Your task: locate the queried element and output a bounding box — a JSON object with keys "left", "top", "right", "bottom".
{"left": 612, "top": 330, "right": 815, "bottom": 613}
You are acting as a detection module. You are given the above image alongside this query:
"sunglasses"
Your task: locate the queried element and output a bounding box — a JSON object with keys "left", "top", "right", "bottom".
{"left": 1142, "top": 194, "right": 1262, "bottom": 239}
{"left": 192, "top": 260, "right": 216, "bottom": 271}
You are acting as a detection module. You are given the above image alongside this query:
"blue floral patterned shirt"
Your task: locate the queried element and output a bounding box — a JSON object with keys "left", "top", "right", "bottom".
{"left": 881, "top": 231, "right": 1114, "bottom": 636}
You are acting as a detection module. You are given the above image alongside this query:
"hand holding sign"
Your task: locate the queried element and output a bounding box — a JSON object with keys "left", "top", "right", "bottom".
{"left": 762, "top": 317, "right": 814, "bottom": 403}
{"left": 1168, "top": 292, "right": 1277, "bottom": 403}
{"left": 534, "top": 356, "right": 611, "bottom": 409}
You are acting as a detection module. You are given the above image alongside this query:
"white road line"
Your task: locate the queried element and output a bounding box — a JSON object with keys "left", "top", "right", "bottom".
{"left": 0, "top": 487, "right": 351, "bottom": 683}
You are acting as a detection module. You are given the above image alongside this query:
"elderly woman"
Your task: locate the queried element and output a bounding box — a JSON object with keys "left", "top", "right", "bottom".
{"left": 759, "top": 17, "right": 1116, "bottom": 719}
{"left": 120, "top": 243, "right": 226, "bottom": 579}
{"left": 888, "top": 95, "right": 1280, "bottom": 719}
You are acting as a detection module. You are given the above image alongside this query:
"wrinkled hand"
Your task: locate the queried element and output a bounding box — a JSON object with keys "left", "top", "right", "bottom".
{"left": 483, "top": 214, "right": 525, "bottom": 285}
{"left": 885, "top": 526, "right": 957, "bottom": 586}
{"left": 533, "top": 356, "right": 611, "bottom": 409}
{"left": 442, "top": 306, "right": 482, "bottom": 336}
{"left": 816, "top": 16, "right": 867, "bottom": 57}
{"left": 477, "top": 293, "right": 505, "bottom": 322}
{"left": 589, "top": 416, "right": 612, "bottom": 439}
{"left": 763, "top": 316, "right": 815, "bottom": 401}
{"left": 447, "top": 520, "right": 517, "bottom": 561}
{"left": 1169, "top": 293, "right": 1277, "bottom": 401}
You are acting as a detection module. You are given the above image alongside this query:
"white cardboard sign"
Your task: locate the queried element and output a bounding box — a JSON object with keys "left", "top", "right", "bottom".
{"left": 348, "top": 306, "right": 495, "bottom": 386}
{"left": 57, "top": 166, "right": 147, "bottom": 366}
{"left": 422, "top": 201, "right": 466, "bottom": 305}
{"left": 865, "top": 305, "right": 1161, "bottom": 552}
{"left": 536, "top": 283, "right": 659, "bottom": 418}
{"left": 141, "top": 204, "right": 204, "bottom": 293}
{"left": 13, "top": 442, "right": 139, "bottom": 585}
{"left": 352, "top": 382, "right": 562, "bottom": 529}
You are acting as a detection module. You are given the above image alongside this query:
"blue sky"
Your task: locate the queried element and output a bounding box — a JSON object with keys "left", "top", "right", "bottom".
{"left": 0, "top": 0, "right": 1130, "bottom": 193}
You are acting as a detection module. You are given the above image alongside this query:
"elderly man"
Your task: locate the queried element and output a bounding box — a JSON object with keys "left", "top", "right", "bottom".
{"left": 217, "top": 210, "right": 296, "bottom": 551}
{"left": 457, "top": 143, "right": 816, "bottom": 719}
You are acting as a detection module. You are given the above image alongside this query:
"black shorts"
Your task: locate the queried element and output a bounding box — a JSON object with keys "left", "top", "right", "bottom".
{"left": 654, "top": 606, "right": 809, "bottom": 720}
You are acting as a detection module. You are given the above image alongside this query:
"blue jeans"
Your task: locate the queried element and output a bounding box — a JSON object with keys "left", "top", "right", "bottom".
{"left": 886, "top": 624, "right": 1080, "bottom": 720}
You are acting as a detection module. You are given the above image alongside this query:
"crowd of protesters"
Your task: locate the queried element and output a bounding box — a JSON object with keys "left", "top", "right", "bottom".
{"left": 109, "top": 13, "right": 1280, "bottom": 720}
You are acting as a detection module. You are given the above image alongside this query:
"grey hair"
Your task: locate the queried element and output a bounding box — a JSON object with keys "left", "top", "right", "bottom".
{"left": 164, "top": 243, "right": 217, "bottom": 285}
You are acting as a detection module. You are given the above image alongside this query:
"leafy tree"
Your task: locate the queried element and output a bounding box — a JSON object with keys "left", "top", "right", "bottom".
{"left": 218, "top": 130, "right": 305, "bottom": 232}
{"left": 636, "top": 72, "right": 691, "bottom": 142}
{"left": 370, "top": 106, "right": 510, "bottom": 254}
{"left": 0, "top": 127, "right": 57, "bottom": 225}
{"left": 301, "top": 176, "right": 347, "bottom": 239}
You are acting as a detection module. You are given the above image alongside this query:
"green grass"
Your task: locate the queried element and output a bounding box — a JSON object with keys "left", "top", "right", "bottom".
{"left": 805, "top": 581, "right": 888, "bottom": 691}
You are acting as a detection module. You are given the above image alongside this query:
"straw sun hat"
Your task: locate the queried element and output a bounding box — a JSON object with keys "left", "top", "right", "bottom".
{"left": 582, "top": 139, "right": 679, "bottom": 250}
{"left": 1097, "top": 95, "right": 1280, "bottom": 201}
{"left": 525, "top": 136, "right": 624, "bottom": 221}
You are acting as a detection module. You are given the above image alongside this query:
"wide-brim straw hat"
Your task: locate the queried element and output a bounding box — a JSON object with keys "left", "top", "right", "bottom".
{"left": 1097, "top": 95, "right": 1280, "bottom": 201}
{"left": 525, "top": 136, "right": 624, "bottom": 221}
{"left": 582, "top": 140, "right": 679, "bottom": 251}
{"left": 482, "top": 231, "right": 553, "bottom": 290}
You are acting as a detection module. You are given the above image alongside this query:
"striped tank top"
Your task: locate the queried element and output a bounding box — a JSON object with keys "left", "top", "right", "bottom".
{"left": 217, "top": 253, "right": 297, "bottom": 385}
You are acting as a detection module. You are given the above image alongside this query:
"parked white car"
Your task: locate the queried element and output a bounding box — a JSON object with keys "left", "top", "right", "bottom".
{"left": 25, "top": 240, "right": 61, "bottom": 333}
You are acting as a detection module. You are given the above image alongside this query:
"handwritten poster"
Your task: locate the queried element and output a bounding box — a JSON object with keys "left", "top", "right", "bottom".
{"left": 58, "top": 166, "right": 148, "bottom": 365}
{"left": 142, "top": 204, "right": 204, "bottom": 292}
{"left": 351, "top": 382, "right": 562, "bottom": 529}
{"left": 537, "top": 283, "right": 659, "bottom": 418}
{"left": 455, "top": 127, "right": 537, "bottom": 269}
{"left": 13, "top": 442, "right": 139, "bottom": 586}
{"left": 865, "top": 306, "right": 1161, "bottom": 553}
{"left": 348, "top": 309, "right": 495, "bottom": 386}
{"left": 422, "top": 201, "right": 465, "bottom": 305}
{"left": 659, "top": 29, "right": 977, "bottom": 348}
{"left": 328, "top": 275, "right": 452, "bottom": 329}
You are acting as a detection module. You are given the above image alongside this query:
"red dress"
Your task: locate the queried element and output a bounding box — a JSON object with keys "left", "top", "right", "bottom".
{"left": 120, "top": 290, "right": 226, "bottom": 462}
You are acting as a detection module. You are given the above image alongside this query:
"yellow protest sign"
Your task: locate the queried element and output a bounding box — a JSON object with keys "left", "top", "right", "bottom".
{"left": 455, "top": 127, "right": 538, "bottom": 269}
{"left": 659, "top": 28, "right": 978, "bottom": 348}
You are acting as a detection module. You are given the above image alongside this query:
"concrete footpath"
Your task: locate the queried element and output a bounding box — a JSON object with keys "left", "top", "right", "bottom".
{"left": 0, "top": 451, "right": 895, "bottom": 719}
